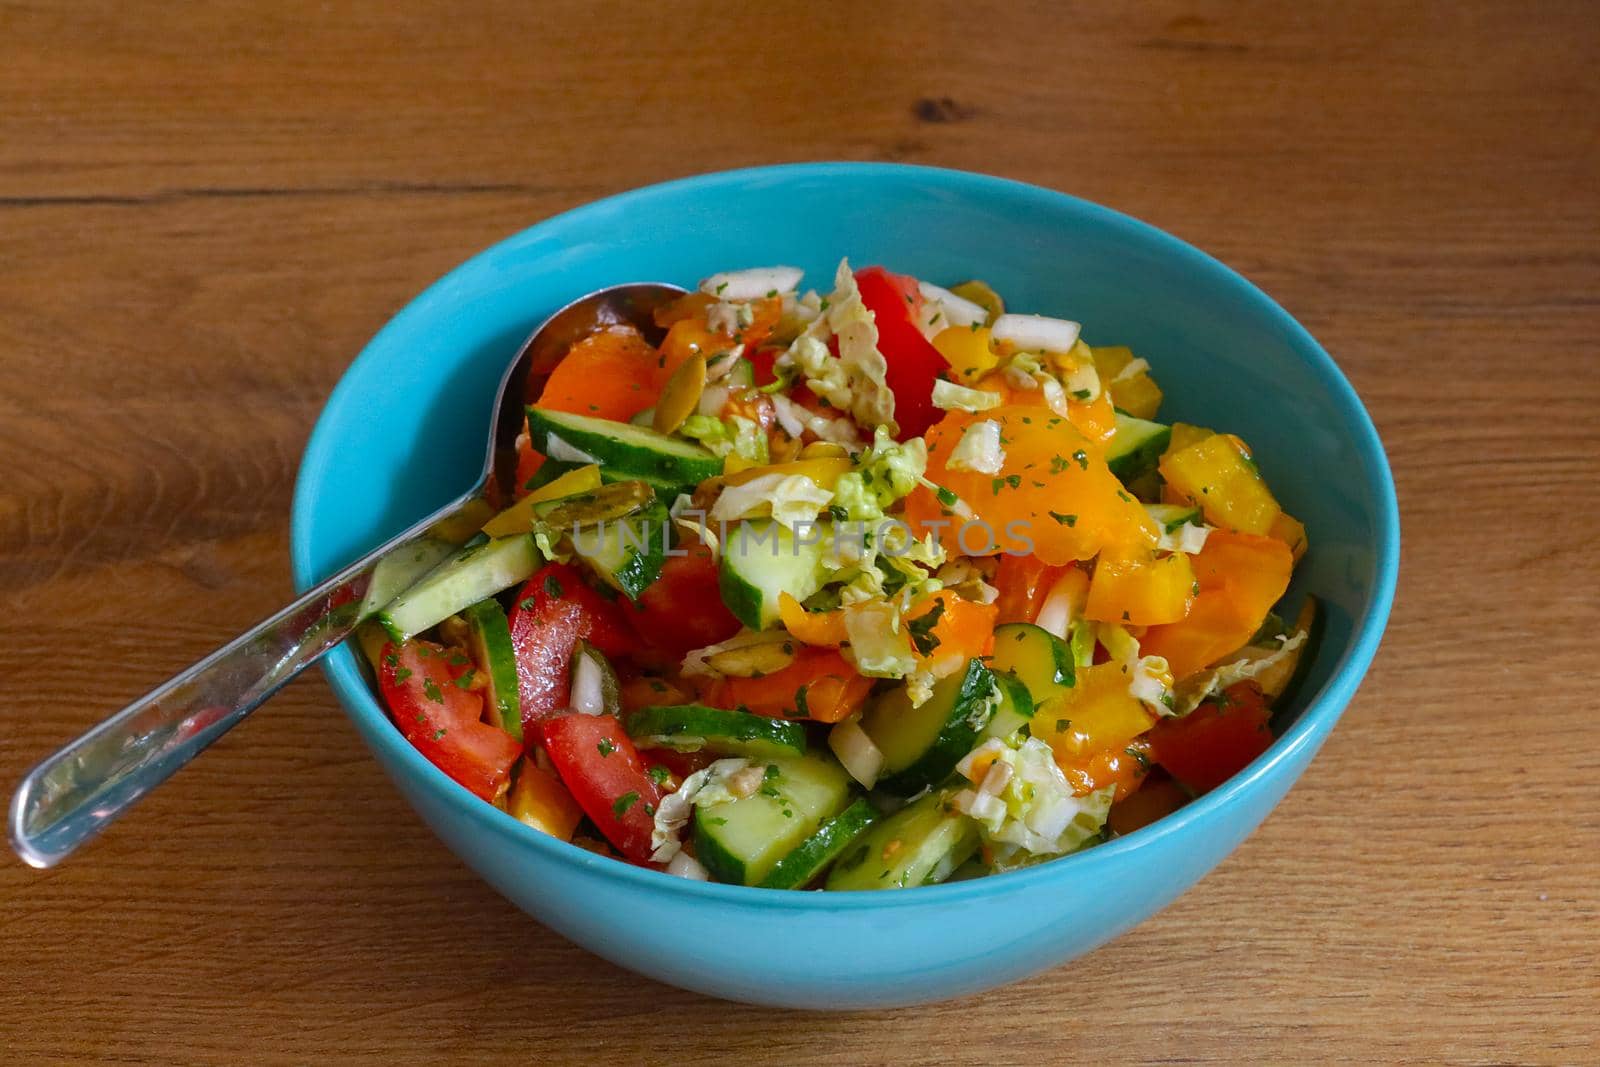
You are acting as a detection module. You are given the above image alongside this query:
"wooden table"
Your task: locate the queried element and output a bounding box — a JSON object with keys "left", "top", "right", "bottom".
{"left": 3, "top": 2, "right": 1595, "bottom": 1062}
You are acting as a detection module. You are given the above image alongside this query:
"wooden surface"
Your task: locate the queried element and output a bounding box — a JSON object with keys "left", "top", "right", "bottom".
{"left": 2, "top": 2, "right": 1596, "bottom": 1063}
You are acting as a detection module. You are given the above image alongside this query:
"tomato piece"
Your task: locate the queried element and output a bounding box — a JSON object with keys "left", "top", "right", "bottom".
{"left": 509, "top": 563, "right": 635, "bottom": 732}
{"left": 746, "top": 345, "right": 781, "bottom": 387}
{"left": 706, "top": 646, "right": 873, "bottom": 723}
{"left": 1146, "top": 682, "right": 1274, "bottom": 793}
{"left": 854, "top": 266, "right": 947, "bottom": 439}
{"left": 621, "top": 539, "right": 742, "bottom": 657}
{"left": 379, "top": 640, "right": 520, "bottom": 802}
{"left": 536, "top": 326, "right": 664, "bottom": 423}
{"left": 542, "top": 713, "right": 664, "bottom": 862}
{"left": 637, "top": 746, "right": 715, "bottom": 791}
{"left": 992, "top": 554, "right": 1070, "bottom": 625}
{"left": 1107, "top": 774, "right": 1188, "bottom": 836}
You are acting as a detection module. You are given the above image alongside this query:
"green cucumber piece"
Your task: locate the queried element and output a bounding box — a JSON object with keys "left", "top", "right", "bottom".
{"left": 989, "top": 622, "right": 1076, "bottom": 704}
{"left": 569, "top": 498, "right": 670, "bottom": 600}
{"left": 757, "top": 797, "right": 876, "bottom": 889}
{"left": 692, "top": 753, "right": 853, "bottom": 886}
{"left": 624, "top": 704, "right": 807, "bottom": 760}
{"left": 1144, "top": 502, "right": 1204, "bottom": 533}
{"left": 861, "top": 659, "right": 999, "bottom": 796}
{"left": 525, "top": 407, "right": 722, "bottom": 487}
{"left": 824, "top": 790, "right": 980, "bottom": 890}
{"left": 718, "top": 518, "right": 830, "bottom": 629}
{"left": 1106, "top": 412, "right": 1171, "bottom": 482}
{"left": 981, "top": 670, "right": 1036, "bottom": 742}
{"left": 377, "top": 534, "right": 540, "bottom": 642}
{"left": 527, "top": 458, "right": 695, "bottom": 501}
{"left": 461, "top": 599, "right": 521, "bottom": 739}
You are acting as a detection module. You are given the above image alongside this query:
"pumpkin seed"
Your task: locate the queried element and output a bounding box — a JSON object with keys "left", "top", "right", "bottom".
{"left": 533, "top": 480, "right": 654, "bottom": 529}
{"left": 706, "top": 635, "right": 798, "bottom": 677}
{"left": 949, "top": 280, "right": 1004, "bottom": 325}
{"left": 653, "top": 352, "right": 707, "bottom": 435}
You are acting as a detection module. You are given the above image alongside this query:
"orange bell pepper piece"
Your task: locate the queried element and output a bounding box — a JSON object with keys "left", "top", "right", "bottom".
{"left": 706, "top": 646, "right": 871, "bottom": 723}
{"left": 904, "top": 404, "right": 1157, "bottom": 565}
{"left": 908, "top": 592, "right": 997, "bottom": 679}
{"left": 537, "top": 326, "right": 665, "bottom": 423}
{"left": 1084, "top": 549, "right": 1196, "bottom": 626}
{"left": 1032, "top": 662, "right": 1158, "bottom": 765}
{"left": 778, "top": 592, "right": 848, "bottom": 647}
{"left": 1139, "top": 531, "right": 1292, "bottom": 678}
{"left": 1059, "top": 737, "right": 1153, "bottom": 801}
{"left": 507, "top": 762, "right": 584, "bottom": 841}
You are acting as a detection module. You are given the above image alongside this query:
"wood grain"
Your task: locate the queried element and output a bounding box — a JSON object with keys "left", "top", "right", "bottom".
{"left": 1, "top": 1, "right": 1595, "bottom": 1063}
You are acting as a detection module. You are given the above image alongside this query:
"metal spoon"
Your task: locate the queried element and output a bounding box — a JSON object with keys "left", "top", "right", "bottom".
{"left": 8, "top": 281, "right": 686, "bottom": 868}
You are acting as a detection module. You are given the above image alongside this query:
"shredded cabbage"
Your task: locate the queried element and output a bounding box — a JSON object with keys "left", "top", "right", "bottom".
{"left": 679, "top": 414, "right": 768, "bottom": 465}
{"left": 784, "top": 260, "right": 898, "bottom": 434}
{"left": 1169, "top": 630, "right": 1307, "bottom": 716}
{"left": 931, "top": 379, "right": 1003, "bottom": 413}
{"left": 948, "top": 419, "right": 1005, "bottom": 474}
{"left": 842, "top": 599, "right": 917, "bottom": 678}
{"left": 952, "top": 737, "right": 1112, "bottom": 868}
{"left": 650, "top": 757, "right": 752, "bottom": 861}
{"left": 710, "top": 472, "right": 833, "bottom": 528}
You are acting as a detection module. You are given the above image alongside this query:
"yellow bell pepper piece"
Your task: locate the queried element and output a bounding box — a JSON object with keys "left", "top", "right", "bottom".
{"left": 508, "top": 762, "right": 584, "bottom": 841}
{"left": 1165, "top": 422, "right": 1215, "bottom": 455}
{"left": 1269, "top": 511, "right": 1308, "bottom": 562}
{"left": 723, "top": 455, "right": 853, "bottom": 491}
{"left": 1085, "top": 549, "right": 1196, "bottom": 626}
{"left": 932, "top": 325, "right": 999, "bottom": 383}
{"left": 355, "top": 620, "right": 391, "bottom": 672}
{"left": 1089, "top": 345, "right": 1163, "bottom": 419}
{"left": 481, "top": 464, "right": 603, "bottom": 538}
{"left": 1159, "top": 434, "right": 1281, "bottom": 535}
{"left": 1034, "top": 662, "right": 1158, "bottom": 761}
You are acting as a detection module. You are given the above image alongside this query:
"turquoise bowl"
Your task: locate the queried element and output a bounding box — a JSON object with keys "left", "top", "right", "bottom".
{"left": 290, "top": 163, "right": 1398, "bottom": 1009}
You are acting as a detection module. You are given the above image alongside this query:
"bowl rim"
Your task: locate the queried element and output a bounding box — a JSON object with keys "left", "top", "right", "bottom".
{"left": 291, "top": 161, "right": 1399, "bottom": 908}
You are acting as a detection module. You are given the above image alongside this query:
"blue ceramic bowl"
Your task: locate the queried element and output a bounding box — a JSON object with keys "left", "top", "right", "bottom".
{"left": 290, "top": 163, "right": 1398, "bottom": 1009}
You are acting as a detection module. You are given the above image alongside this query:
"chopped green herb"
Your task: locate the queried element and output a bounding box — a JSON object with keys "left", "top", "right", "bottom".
{"left": 1048, "top": 511, "right": 1078, "bottom": 527}
{"left": 612, "top": 791, "right": 640, "bottom": 816}
{"left": 794, "top": 685, "right": 810, "bottom": 717}
{"left": 394, "top": 667, "right": 413, "bottom": 684}
{"left": 648, "top": 765, "right": 671, "bottom": 786}
{"left": 1072, "top": 388, "right": 1091, "bottom": 401}
{"left": 1055, "top": 718, "right": 1072, "bottom": 733}
{"left": 1072, "top": 449, "right": 1089, "bottom": 470}
{"left": 936, "top": 486, "right": 959, "bottom": 507}
{"left": 421, "top": 678, "right": 444, "bottom": 704}
{"left": 452, "top": 669, "right": 477, "bottom": 690}
{"left": 908, "top": 600, "right": 945, "bottom": 655}
{"left": 543, "top": 575, "right": 564, "bottom": 598}
{"left": 597, "top": 738, "right": 616, "bottom": 757}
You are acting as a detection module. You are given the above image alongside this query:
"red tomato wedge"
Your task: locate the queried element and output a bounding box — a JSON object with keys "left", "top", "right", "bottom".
{"left": 1146, "top": 682, "right": 1274, "bottom": 793}
{"left": 622, "top": 539, "right": 742, "bottom": 657}
{"left": 509, "top": 563, "right": 635, "bottom": 733}
{"left": 854, "top": 266, "right": 947, "bottom": 440}
{"left": 379, "top": 640, "right": 520, "bottom": 802}
{"left": 542, "top": 713, "right": 664, "bottom": 863}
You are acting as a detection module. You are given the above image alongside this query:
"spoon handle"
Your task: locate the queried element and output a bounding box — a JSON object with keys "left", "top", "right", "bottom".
{"left": 7, "top": 506, "right": 472, "bottom": 868}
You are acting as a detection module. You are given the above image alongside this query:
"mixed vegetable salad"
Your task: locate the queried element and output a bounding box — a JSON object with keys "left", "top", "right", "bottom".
{"left": 358, "top": 261, "right": 1317, "bottom": 889}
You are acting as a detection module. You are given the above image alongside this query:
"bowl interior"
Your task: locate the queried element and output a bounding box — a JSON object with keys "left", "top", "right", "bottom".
{"left": 292, "top": 163, "right": 1397, "bottom": 895}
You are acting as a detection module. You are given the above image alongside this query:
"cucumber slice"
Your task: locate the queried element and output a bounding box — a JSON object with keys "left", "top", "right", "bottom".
{"left": 527, "top": 458, "right": 696, "bottom": 502}
{"left": 1106, "top": 412, "right": 1171, "bottom": 482}
{"left": 718, "top": 518, "right": 830, "bottom": 629}
{"left": 1144, "top": 503, "right": 1204, "bottom": 533}
{"left": 526, "top": 407, "right": 723, "bottom": 487}
{"left": 824, "top": 790, "right": 980, "bottom": 890}
{"left": 569, "top": 498, "right": 670, "bottom": 600}
{"left": 989, "top": 622, "right": 1076, "bottom": 704}
{"left": 462, "top": 599, "right": 521, "bottom": 739}
{"left": 725, "top": 358, "right": 755, "bottom": 389}
{"left": 377, "top": 534, "right": 541, "bottom": 642}
{"left": 757, "top": 797, "right": 876, "bottom": 889}
{"left": 692, "top": 753, "right": 853, "bottom": 886}
{"left": 1068, "top": 618, "right": 1097, "bottom": 669}
{"left": 624, "top": 704, "right": 807, "bottom": 760}
{"left": 980, "top": 670, "right": 1036, "bottom": 742}
{"left": 861, "top": 659, "right": 999, "bottom": 796}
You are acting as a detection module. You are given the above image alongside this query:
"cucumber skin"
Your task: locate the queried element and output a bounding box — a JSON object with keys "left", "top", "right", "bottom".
{"left": 377, "top": 534, "right": 540, "bottom": 643}
{"left": 526, "top": 407, "right": 722, "bottom": 486}
{"left": 462, "top": 599, "right": 522, "bottom": 740}
{"left": 527, "top": 458, "right": 696, "bottom": 501}
{"left": 693, "top": 815, "right": 750, "bottom": 885}
{"left": 623, "top": 704, "right": 807, "bottom": 759}
{"left": 572, "top": 499, "right": 671, "bottom": 601}
{"left": 757, "top": 798, "right": 877, "bottom": 890}
{"left": 875, "top": 659, "right": 1000, "bottom": 797}
{"left": 717, "top": 519, "right": 830, "bottom": 630}
{"left": 982, "top": 671, "right": 1036, "bottom": 743}
{"left": 990, "top": 622, "right": 1077, "bottom": 700}
{"left": 824, "top": 791, "right": 980, "bottom": 891}
{"left": 1106, "top": 413, "right": 1172, "bottom": 482}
